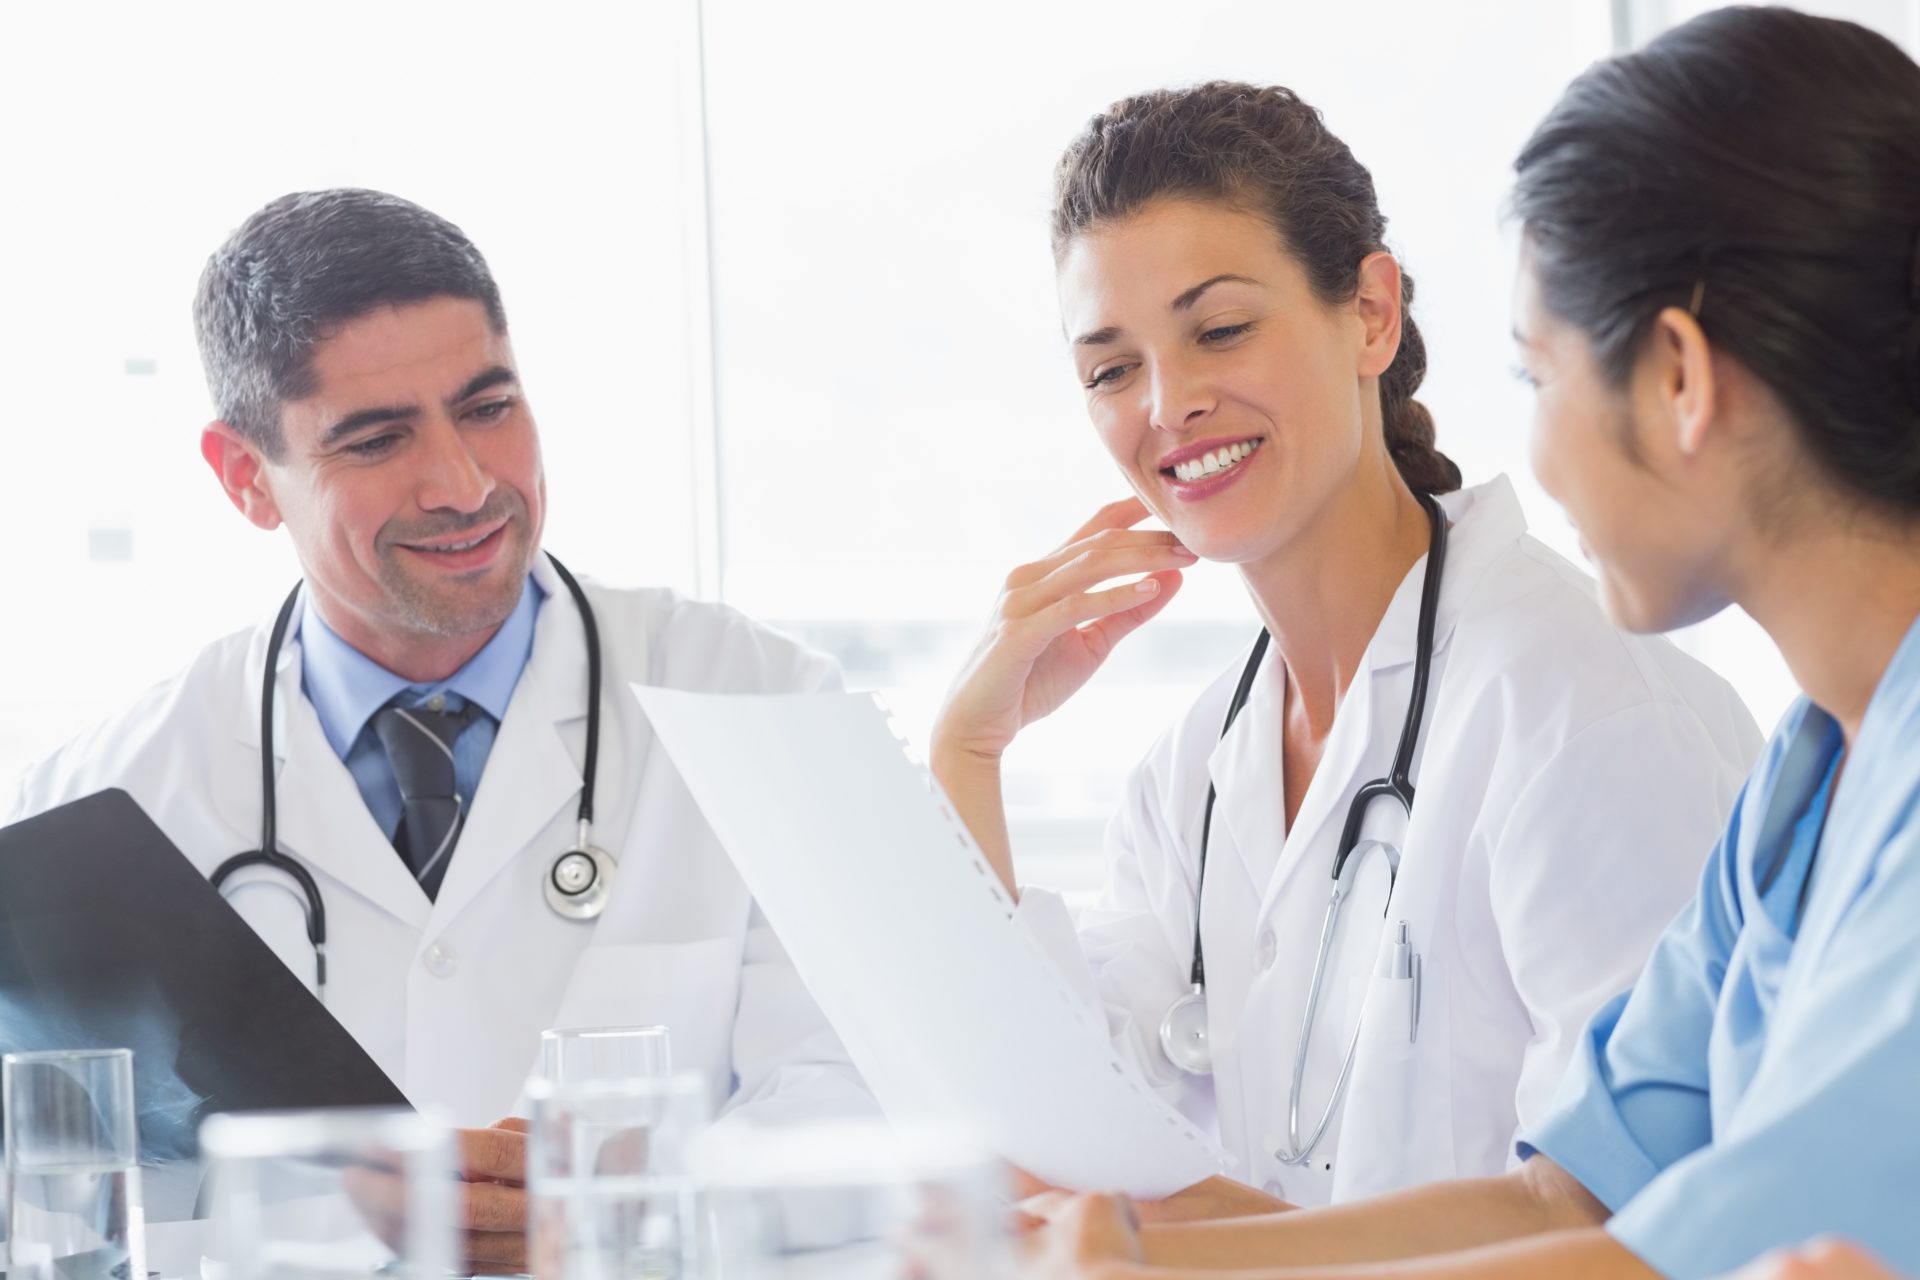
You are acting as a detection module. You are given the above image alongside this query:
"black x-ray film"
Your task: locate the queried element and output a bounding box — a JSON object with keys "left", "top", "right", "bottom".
{"left": 0, "top": 789, "right": 408, "bottom": 1171}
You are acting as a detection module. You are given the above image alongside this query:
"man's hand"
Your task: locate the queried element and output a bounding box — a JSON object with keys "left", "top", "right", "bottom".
{"left": 457, "top": 1118, "right": 531, "bottom": 1271}
{"left": 339, "top": 1117, "right": 529, "bottom": 1271}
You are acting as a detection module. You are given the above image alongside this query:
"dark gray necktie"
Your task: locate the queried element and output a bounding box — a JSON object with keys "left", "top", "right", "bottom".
{"left": 372, "top": 698, "right": 485, "bottom": 901}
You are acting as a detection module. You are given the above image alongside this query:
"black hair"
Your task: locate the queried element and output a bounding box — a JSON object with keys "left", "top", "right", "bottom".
{"left": 193, "top": 189, "right": 507, "bottom": 459}
{"left": 1513, "top": 6, "right": 1920, "bottom": 516}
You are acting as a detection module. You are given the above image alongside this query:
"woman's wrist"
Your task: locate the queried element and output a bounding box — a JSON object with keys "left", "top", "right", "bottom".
{"left": 930, "top": 734, "right": 1007, "bottom": 779}
{"left": 927, "top": 737, "right": 1019, "bottom": 893}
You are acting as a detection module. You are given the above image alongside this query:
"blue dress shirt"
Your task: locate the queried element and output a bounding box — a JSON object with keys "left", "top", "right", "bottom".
{"left": 298, "top": 577, "right": 544, "bottom": 840}
{"left": 1520, "top": 611, "right": 1920, "bottom": 1278}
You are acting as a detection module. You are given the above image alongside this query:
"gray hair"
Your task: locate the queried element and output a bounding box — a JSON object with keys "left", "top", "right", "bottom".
{"left": 193, "top": 189, "right": 508, "bottom": 459}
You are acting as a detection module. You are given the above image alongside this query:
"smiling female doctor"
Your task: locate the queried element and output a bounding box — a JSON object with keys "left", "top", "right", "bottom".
{"left": 931, "top": 82, "right": 1761, "bottom": 1213}
{"left": 1023, "top": 8, "right": 1920, "bottom": 1277}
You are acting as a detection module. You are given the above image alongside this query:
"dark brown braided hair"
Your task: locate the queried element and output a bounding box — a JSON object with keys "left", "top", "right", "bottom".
{"left": 1051, "top": 81, "right": 1461, "bottom": 496}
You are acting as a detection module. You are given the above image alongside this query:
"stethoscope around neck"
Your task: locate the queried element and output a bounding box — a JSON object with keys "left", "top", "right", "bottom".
{"left": 208, "top": 552, "right": 615, "bottom": 1000}
{"left": 1158, "top": 492, "right": 1448, "bottom": 1168}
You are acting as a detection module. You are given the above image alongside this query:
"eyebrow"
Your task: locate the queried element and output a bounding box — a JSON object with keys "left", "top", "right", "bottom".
{"left": 452, "top": 364, "right": 518, "bottom": 404}
{"left": 318, "top": 365, "right": 520, "bottom": 448}
{"left": 1070, "top": 274, "right": 1265, "bottom": 347}
{"left": 1170, "top": 273, "right": 1261, "bottom": 312}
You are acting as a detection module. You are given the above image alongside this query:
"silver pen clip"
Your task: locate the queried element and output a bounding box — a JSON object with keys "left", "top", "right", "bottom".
{"left": 1390, "top": 922, "right": 1421, "bottom": 1043}
{"left": 1411, "top": 952, "right": 1422, "bottom": 1043}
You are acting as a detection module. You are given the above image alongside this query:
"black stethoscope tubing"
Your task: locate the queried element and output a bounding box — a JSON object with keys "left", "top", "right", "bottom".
{"left": 1187, "top": 492, "right": 1449, "bottom": 991}
{"left": 209, "top": 552, "right": 603, "bottom": 993}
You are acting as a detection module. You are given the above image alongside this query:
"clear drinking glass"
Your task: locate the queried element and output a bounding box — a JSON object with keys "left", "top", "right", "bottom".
{"left": 537, "top": 1026, "right": 672, "bottom": 1087}
{"left": 3, "top": 1048, "right": 145, "bottom": 1280}
{"left": 198, "top": 1108, "right": 455, "bottom": 1280}
{"left": 694, "top": 1118, "right": 1010, "bottom": 1280}
{"left": 527, "top": 1072, "right": 709, "bottom": 1280}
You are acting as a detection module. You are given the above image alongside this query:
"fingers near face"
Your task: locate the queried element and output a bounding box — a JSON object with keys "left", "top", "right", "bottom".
{"left": 1065, "top": 496, "right": 1154, "bottom": 545}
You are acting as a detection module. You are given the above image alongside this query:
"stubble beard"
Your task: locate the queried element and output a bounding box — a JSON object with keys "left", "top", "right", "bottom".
{"left": 375, "top": 496, "right": 537, "bottom": 640}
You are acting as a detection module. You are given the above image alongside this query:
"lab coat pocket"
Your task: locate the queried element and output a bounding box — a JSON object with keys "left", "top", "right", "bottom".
{"left": 549, "top": 938, "right": 742, "bottom": 1085}
{"left": 1331, "top": 964, "right": 1454, "bottom": 1201}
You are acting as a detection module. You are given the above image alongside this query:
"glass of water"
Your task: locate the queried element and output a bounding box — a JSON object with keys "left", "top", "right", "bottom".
{"left": 694, "top": 1117, "right": 1010, "bottom": 1280}
{"left": 198, "top": 1107, "right": 456, "bottom": 1280}
{"left": 538, "top": 1026, "right": 672, "bottom": 1087}
{"left": 2, "top": 1048, "right": 144, "bottom": 1280}
{"left": 527, "top": 1072, "right": 708, "bottom": 1280}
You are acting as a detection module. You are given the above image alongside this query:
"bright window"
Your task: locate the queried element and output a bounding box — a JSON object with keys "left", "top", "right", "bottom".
{"left": 700, "top": 1, "right": 1619, "bottom": 885}
{"left": 7, "top": 1, "right": 1901, "bottom": 886}
{"left": 0, "top": 1, "right": 702, "bottom": 782}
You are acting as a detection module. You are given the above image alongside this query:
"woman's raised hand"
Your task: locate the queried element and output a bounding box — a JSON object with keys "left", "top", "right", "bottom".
{"left": 929, "top": 498, "right": 1193, "bottom": 893}
{"left": 933, "top": 497, "right": 1194, "bottom": 766}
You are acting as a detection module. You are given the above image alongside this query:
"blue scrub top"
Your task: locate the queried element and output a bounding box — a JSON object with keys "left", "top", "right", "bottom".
{"left": 1521, "top": 611, "right": 1920, "bottom": 1279}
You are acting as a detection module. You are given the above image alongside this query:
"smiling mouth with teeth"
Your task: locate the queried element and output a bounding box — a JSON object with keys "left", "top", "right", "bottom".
{"left": 407, "top": 526, "right": 499, "bottom": 553}
{"left": 1166, "top": 437, "right": 1263, "bottom": 483}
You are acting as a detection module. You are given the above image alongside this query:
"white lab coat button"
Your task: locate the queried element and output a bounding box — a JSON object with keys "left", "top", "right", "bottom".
{"left": 423, "top": 942, "right": 457, "bottom": 977}
{"left": 1262, "top": 1178, "right": 1284, "bottom": 1198}
{"left": 1257, "top": 928, "right": 1278, "bottom": 970}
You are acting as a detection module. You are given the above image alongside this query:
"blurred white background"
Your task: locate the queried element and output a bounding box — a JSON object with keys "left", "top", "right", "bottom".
{"left": 2, "top": 0, "right": 1911, "bottom": 887}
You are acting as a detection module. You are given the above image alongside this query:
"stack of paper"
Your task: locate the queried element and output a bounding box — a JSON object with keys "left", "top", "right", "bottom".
{"left": 633, "top": 688, "right": 1223, "bottom": 1198}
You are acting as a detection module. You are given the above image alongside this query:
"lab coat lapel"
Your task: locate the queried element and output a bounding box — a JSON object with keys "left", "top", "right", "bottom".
{"left": 237, "top": 625, "right": 435, "bottom": 931}
{"left": 1210, "top": 644, "right": 1287, "bottom": 899}
{"left": 1246, "top": 480, "right": 1511, "bottom": 920}
{"left": 1206, "top": 637, "right": 1384, "bottom": 918}
{"left": 1257, "top": 660, "right": 1380, "bottom": 924}
{"left": 427, "top": 557, "right": 629, "bottom": 926}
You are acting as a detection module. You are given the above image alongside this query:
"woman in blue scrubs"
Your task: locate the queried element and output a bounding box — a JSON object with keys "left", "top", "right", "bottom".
{"left": 1027, "top": 7, "right": 1920, "bottom": 1279}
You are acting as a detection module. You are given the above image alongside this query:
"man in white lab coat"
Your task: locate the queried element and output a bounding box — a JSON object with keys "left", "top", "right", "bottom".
{"left": 5, "top": 188, "right": 872, "bottom": 1267}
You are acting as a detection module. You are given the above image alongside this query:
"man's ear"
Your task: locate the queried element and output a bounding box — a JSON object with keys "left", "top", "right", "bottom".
{"left": 1353, "top": 251, "right": 1405, "bottom": 380}
{"left": 200, "top": 422, "right": 284, "bottom": 531}
{"left": 1643, "top": 306, "right": 1719, "bottom": 460}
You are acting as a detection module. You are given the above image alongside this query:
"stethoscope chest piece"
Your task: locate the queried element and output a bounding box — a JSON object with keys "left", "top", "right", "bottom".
{"left": 1159, "top": 984, "right": 1213, "bottom": 1076}
{"left": 546, "top": 838, "right": 617, "bottom": 921}
{"left": 222, "top": 552, "right": 615, "bottom": 986}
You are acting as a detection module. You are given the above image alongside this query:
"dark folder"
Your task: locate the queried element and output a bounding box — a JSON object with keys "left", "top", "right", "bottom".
{"left": 0, "top": 788, "right": 408, "bottom": 1170}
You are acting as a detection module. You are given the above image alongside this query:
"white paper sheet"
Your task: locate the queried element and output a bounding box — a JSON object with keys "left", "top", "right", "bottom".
{"left": 632, "top": 686, "right": 1224, "bottom": 1198}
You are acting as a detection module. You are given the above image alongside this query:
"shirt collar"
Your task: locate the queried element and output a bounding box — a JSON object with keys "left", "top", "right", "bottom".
{"left": 1364, "top": 473, "right": 1529, "bottom": 673}
{"left": 297, "top": 575, "right": 545, "bottom": 760}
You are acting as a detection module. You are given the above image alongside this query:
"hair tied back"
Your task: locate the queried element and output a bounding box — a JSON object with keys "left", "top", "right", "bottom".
{"left": 1906, "top": 224, "right": 1920, "bottom": 413}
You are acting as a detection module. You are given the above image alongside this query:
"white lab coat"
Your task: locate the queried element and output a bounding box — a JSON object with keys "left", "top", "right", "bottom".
{"left": 6, "top": 555, "right": 874, "bottom": 1131}
{"left": 1019, "top": 476, "right": 1762, "bottom": 1207}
